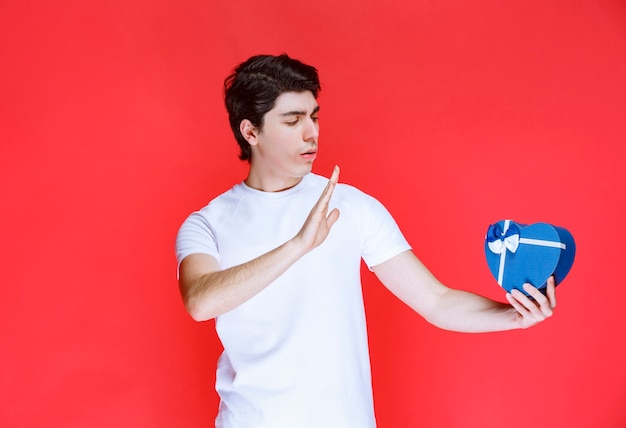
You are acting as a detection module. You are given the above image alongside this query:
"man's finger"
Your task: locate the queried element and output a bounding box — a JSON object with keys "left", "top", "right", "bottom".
{"left": 546, "top": 276, "right": 557, "bottom": 308}
{"left": 315, "top": 165, "right": 340, "bottom": 212}
{"left": 330, "top": 165, "right": 340, "bottom": 184}
{"left": 326, "top": 208, "right": 340, "bottom": 228}
{"left": 521, "top": 284, "right": 554, "bottom": 318}
{"left": 322, "top": 165, "right": 340, "bottom": 199}
{"left": 506, "top": 292, "right": 527, "bottom": 316}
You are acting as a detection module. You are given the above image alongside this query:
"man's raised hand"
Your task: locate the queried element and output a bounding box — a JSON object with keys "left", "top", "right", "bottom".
{"left": 293, "top": 166, "right": 341, "bottom": 253}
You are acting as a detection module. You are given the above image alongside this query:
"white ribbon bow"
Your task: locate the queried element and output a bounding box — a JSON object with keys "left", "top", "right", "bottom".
{"left": 487, "top": 232, "right": 520, "bottom": 254}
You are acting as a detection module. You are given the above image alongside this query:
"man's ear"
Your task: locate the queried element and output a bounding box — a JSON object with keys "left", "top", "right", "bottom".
{"left": 240, "top": 119, "right": 259, "bottom": 146}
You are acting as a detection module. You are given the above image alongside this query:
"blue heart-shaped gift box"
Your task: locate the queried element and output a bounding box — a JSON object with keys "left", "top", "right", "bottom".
{"left": 484, "top": 220, "right": 576, "bottom": 294}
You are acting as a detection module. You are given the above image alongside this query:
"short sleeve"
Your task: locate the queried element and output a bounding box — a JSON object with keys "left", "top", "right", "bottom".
{"left": 358, "top": 194, "right": 411, "bottom": 270}
{"left": 175, "top": 211, "right": 220, "bottom": 269}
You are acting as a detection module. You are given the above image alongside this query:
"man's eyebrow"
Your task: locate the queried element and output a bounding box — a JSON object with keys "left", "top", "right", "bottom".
{"left": 279, "top": 106, "right": 320, "bottom": 117}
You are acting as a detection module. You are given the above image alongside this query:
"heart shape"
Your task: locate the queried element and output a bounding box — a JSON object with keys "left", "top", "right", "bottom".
{"left": 484, "top": 220, "right": 576, "bottom": 294}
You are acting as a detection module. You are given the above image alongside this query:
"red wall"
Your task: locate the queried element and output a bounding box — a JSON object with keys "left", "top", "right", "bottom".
{"left": 2, "top": 1, "right": 625, "bottom": 427}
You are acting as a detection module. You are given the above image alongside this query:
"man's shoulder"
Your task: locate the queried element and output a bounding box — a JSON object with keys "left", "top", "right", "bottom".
{"left": 334, "top": 181, "right": 377, "bottom": 206}
{"left": 190, "top": 182, "right": 245, "bottom": 219}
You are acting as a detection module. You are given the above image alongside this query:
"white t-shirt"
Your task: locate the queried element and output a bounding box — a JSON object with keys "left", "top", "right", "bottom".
{"left": 176, "top": 173, "right": 411, "bottom": 428}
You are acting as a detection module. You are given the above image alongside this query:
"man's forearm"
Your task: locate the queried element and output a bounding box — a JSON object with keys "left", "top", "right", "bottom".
{"left": 182, "top": 238, "right": 306, "bottom": 321}
{"left": 428, "top": 280, "right": 556, "bottom": 332}
{"left": 426, "top": 288, "right": 520, "bottom": 333}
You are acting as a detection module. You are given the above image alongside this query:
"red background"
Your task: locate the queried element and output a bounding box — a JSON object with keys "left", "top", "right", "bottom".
{"left": 2, "top": 1, "right": 625, "bottom": 427}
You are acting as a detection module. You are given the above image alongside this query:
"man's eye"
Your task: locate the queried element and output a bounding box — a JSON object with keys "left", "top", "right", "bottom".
{"left": 311, "top": 116, "right": 319, "bottom": 122}
{"left": 285, "top": 120, "right": 298, "bottom": 126}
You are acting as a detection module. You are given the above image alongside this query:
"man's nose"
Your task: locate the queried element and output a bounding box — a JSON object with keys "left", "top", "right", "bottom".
{"left": 303, "top": 117, "right": 319, "bottom": 141}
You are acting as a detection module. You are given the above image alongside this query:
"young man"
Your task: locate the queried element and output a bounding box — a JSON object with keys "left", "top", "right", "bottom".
{"left": 175, "top": 54, "right": 556, "bottom": 428}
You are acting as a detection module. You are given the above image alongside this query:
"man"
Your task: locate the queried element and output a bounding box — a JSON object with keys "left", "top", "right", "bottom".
{"left": 175, "top": 54, "right": 556, "bottom": 428}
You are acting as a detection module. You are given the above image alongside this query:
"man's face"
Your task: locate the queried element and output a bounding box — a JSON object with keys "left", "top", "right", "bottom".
{"left": 248, "top": 91, "right": 319, "bottom": 188}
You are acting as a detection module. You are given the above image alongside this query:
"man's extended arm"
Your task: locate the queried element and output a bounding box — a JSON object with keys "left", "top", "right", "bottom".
{"left": 178, "top": 166, "right": 341, "bottom": 321}
{"left": 372, "top": 250, "right": 556, "bottom": 332}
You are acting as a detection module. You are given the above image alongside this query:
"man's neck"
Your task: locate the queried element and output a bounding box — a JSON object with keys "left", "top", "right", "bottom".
{"left": 244, "top": 171, "right": 304, "bottom": 192}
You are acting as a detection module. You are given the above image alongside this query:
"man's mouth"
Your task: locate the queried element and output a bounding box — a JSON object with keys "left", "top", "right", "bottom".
{"left": 300, "top": 150, "right": 317, "bottom": 160}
